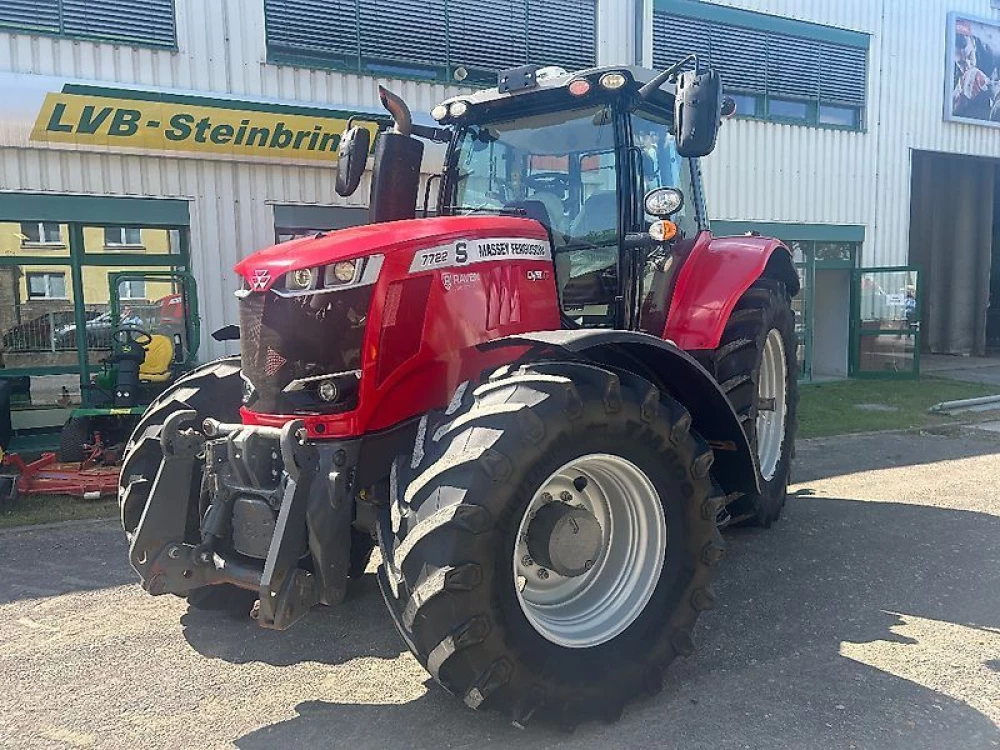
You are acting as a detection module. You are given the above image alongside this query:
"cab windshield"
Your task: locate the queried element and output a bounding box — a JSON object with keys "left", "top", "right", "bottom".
{"left": 447, "top": 104, "right": 622, "bottom": 324}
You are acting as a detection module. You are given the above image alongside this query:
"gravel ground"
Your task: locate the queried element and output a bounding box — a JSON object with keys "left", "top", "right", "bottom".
{"left": 1, "top": 427, "right": 998, "bottom": 749}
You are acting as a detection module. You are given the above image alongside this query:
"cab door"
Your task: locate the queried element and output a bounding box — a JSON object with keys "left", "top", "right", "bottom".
{"left": 850, "top": 267, "right": 920, "bottom": 378}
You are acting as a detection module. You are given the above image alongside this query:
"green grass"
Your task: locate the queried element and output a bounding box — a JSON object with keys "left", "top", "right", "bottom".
{"left": 798, "top": 377, "right": 1000, "bottom": 438}
{"left": 0, "top": 493, "right": 118, "bottom": 530}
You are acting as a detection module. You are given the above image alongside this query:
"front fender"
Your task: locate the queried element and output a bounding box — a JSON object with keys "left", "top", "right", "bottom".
{"left": 480, "top": 329, "right": 759, "bottom": 497}
{"left": 666, "top": 232, "right": 798, "bottom": 350}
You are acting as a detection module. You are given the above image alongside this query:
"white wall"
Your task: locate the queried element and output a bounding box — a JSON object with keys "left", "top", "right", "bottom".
{"left": 0, "top": 0, "right": 466, "bottom": 359}
{"left": 643, "top": 0, "right": 1000, "bottom": 269}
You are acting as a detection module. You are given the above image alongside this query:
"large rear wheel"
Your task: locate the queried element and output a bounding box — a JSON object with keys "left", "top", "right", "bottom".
{"left": 378, "top": 362, "right": 724, "bottom": 727}
{"left": 714, "top": 278, "right": 798, "bottom": 526}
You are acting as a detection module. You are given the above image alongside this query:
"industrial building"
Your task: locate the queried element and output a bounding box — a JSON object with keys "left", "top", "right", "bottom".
{"left": 0, "top": 0, "right": 998, "bottom": 434}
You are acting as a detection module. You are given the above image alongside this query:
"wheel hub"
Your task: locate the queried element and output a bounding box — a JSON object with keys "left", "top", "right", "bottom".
{"left": 526, "top": 502, "right": 602, "bottom": 578}
{"left": 513, "top": 453, "right": 667, "bottom": 649}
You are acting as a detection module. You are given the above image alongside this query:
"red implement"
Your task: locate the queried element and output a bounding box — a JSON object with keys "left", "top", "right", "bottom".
{"left": 2, "top": 452, "right": 118, "bottom": 500}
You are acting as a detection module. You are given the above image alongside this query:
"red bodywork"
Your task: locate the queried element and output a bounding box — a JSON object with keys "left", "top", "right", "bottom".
{"left": 233, "top": 217, "right": 789, "bottom": 440}
{"left": 235, "top": 216, "right": 559, "bottom": 439}
{"left": 665, "top": 232, "right": 792, "bottom": 350}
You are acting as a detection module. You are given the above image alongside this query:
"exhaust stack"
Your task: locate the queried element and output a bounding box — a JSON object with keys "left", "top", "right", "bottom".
{"left": 368, "top": 87, "right": 424, "bottom": 223}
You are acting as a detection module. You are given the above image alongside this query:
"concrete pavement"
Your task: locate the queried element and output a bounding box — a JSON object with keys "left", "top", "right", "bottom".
{"left": 1, "top": 427, "right": 998, "bottom": 749}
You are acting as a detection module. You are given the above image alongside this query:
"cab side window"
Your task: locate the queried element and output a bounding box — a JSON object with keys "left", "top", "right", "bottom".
{"left": 632, "top": 110, "right": 700, "bottom": 240}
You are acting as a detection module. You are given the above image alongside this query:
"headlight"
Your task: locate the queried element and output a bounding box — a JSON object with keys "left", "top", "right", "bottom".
{"left": 286, "top": 267, "right": 314, "bottom": 291}
{"left": 644, "top": 187, "right": 685, "bottom": 218}
{"left": 431, "top": 103, "right": 449, "bottom": 122}
{"left": 316, "top": 379, "right": 338, "bottom": 402}
{"left": 273, "top": 255, "right": 384, "bottom": 298}
{"left": 326, "top": 260, "right": 358, "bottom": 285}
{"left": 449, "top": 100, "right": 469, "bottom": 118}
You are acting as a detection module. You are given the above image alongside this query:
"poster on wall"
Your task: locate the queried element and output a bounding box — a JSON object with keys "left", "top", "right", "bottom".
{"left": 946, "top": 12, "right": 1000, "bottom": 126}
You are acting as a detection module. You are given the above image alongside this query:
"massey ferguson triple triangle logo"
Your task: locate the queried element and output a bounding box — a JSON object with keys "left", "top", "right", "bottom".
{"left": 249, "top": 269, "right": 270, "bottom": 291}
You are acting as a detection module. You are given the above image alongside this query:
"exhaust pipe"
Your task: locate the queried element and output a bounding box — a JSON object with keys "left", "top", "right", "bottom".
{"left": 378, "top": 85, "right": 412, "bottom": 137}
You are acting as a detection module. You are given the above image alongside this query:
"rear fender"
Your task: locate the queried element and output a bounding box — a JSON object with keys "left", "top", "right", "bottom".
{"left": 666, "top": 233, "right": 798, "bottom": 350}
{"left": 480, "top": 329, "right": 759, "bottom": 497}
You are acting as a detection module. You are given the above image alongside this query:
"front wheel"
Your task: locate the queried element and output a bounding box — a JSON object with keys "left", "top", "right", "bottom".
{"left": 378, "top": 362, "right": 724, "bottom": 727}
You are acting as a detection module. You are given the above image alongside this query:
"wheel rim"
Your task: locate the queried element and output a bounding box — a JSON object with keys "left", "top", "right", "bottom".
{"left": 513, "top": 453, "right": 667, "bottom": 649}
{"left": 756, "top": 329, "right": 788, "bottom": 481}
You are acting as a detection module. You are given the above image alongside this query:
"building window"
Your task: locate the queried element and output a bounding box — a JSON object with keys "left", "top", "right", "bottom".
{"left": 119, "top": 279, "right": 147, "bottom": 299}
{"left": 26, "top": 272, "right": 67, "bottom": 299}
{"left": 264, "top": 0, "right": 597, "bottom": 84}
{"left": 104, "top": 226, "right": 143, "bottom": 247}
{"left": 653, "top": 0, "right": 868, "bottom": 131}
{"left": 0, "top": 0, "right": 176, "bottom": 49}
{"left": 768, "top": 98, "right": 810, "bottom": 121}
{"left": 20, "top": 222, "right": 63, "bottom": 245}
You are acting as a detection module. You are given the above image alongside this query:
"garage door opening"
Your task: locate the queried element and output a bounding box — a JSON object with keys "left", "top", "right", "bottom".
{"left": 909, "top": 151, "right": 998, "bottom": 356}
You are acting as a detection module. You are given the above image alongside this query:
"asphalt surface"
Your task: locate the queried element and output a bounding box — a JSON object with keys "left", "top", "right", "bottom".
{"left": 1, "top": 427, "right": 998, "bottom": 749}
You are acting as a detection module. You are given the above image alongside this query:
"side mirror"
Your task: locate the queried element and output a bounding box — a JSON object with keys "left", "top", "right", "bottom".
{"left": 211, "top": 324, "right": 240, "bottom": 342}
{"left": 674, "top": 69, "right": 723, "bottom": 158}
{"left": 335, "top": 126, "right": 371, "bottom": 197}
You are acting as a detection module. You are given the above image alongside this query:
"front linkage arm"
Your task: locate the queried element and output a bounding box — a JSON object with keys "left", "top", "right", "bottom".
{"left": 127, "top": 411, "right": 344, "bottom": 631}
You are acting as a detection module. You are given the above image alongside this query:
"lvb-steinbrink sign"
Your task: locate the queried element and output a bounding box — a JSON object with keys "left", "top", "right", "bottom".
{"left": 946, "top": 12, "right": 1000, "bottom": 126}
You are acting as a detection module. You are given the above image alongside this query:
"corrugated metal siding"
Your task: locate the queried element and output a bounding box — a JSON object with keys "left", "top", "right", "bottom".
{"left": 0, "top": 0, "right": 466, "bottom": 359}
{"left": 649, "top": 0, "right": 1000, "bottom": 269}
{"left": 644, "top": 0, "right": 882, "bottom": 260}
{"left": 598, "top": 0, "right": 639, "bottom": 65}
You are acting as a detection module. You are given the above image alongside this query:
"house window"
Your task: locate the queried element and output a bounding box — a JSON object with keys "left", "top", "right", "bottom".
{"left": 0, "top": 0, "right": 176, "bottom": 49}
{"left": 653, "top": 0, "right": 868, "bottom": 131}
{"left": 264, "top": 0, "right": 597, "bottom": 84}
{"left": 20, "top": 222, "right": 63, "bottom": 245}
{"left": 119, "top": 279, "right": 147, "bottom": 299}
{"left": 26, "top": 272, "right": 67, "bottom": 299}
{"left": 104, "top": 226, "right": 144, "bottom": 247}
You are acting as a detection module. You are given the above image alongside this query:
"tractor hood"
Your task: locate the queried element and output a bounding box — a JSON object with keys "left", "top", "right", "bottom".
{"left": 234, "top": 215, "right": 548, "bottom": 293}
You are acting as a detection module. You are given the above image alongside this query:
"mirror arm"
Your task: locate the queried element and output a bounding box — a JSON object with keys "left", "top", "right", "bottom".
{"left": 411, "top": 123, "right": 452, "bottom": 142}
{"left": 624, "top": 232, "right": 659, "bottom": 250}
{"left": 638, "top": 54, "right": 698, "bottom": 100}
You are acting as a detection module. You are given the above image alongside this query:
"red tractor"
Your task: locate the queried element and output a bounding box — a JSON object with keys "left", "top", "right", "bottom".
{"left": 120, "top": 59, "right": 799, "bottom": 727}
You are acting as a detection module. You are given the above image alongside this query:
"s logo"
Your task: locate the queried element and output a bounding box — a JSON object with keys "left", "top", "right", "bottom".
{"left": 455, "top": 241, "right": 468, "bottom": 264}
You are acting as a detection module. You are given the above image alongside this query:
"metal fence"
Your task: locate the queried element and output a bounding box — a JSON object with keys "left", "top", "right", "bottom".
{"left": 0, "top": 301, "right": 170, "bottom": 354}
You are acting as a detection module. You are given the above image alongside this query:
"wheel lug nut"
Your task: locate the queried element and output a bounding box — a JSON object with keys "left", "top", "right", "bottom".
{"left": 560, "top": 491, "right": 573, "bottom": 502}
{"left": 541, "top": 492, "right": 552, "bottom": 503}
{"left": 584, "top": 559, "right": 594, "bottom": 571}
{"left": 522, "top": 555, "right": 534, "bottom": 567}
{"left": 537, "top": 568, "right": 549, "bottom": 580}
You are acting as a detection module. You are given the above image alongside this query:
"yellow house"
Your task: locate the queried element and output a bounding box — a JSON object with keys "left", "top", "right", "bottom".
{"left": 0, "top": 221, "right": 177, "bottom": 305}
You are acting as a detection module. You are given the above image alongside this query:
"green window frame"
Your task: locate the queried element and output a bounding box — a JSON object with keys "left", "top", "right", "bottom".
{"left": 712, "top": 222, "right": 865, "bottom": 381}
{"left": 263, "top": 0, "right": 597, "bottom": 85}
{"left": 0, "top": 194, "right": 190, "bottom": 381}
{"left": 653, "top": 0, "right": 869, "bottom": 132}
{"left": 0, "top": 0, "right": 177, "bottom": 49}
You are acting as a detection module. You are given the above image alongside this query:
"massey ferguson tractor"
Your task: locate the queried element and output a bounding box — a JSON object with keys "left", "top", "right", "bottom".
{"left": 120, "top": 59, "right": 799, "bottom": 727}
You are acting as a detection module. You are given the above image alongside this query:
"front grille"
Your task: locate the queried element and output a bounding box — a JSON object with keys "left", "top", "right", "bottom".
{"left": 239, "top": 287, "right": 372, "bottom": 414}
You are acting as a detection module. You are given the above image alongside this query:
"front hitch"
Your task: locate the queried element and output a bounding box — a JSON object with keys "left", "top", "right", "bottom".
{"left": 127, "top": 412, "right": 347, "bottom": 630}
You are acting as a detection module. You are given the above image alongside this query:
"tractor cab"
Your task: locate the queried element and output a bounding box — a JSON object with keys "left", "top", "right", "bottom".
{"left": 338, "top": 61, "right": 730, "bottom": 332}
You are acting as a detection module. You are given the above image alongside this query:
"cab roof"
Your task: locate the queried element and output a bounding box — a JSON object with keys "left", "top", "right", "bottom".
{"left": 435, "top": 65, "right": 676, "bottom": 122}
